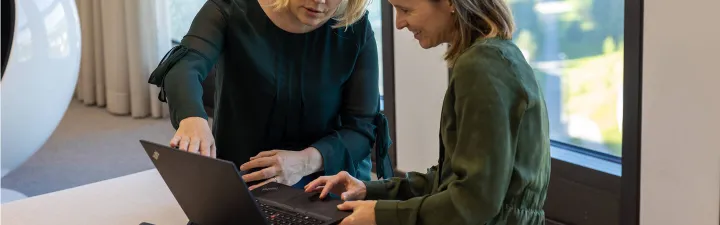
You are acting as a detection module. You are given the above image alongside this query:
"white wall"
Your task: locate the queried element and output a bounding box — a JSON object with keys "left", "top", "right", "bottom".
{"left": 641, "top": 0, "right": 720, "bottom": 224}
{"left": 392, "top": 14, "right": 449, "bottom": 173}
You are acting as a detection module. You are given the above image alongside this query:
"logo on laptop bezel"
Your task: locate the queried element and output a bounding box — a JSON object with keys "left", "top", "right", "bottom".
{"left": 152, "top": 151, "right": 160, "bottom": 160}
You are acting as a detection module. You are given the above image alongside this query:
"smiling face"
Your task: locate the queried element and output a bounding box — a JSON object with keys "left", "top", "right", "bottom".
{"left": 287, "top": 0, "right": 343, "bottom": 27}
{"left": 390, "top": 0, "right": 456, "bottom": 49}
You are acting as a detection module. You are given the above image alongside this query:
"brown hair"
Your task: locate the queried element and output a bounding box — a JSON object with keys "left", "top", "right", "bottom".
{"left": 443, "top": 0, "right": 515, "bottom": 65}
{"left": 270, "top": 0, "right": 371, "bottom": 28}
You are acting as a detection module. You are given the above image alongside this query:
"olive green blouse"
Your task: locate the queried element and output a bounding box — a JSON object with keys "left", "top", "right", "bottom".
{"left": 364, "top": 37, "right": 552, "bottom": 225}
{"left": 148, "top": 0, "right": 394, "bottom": 185}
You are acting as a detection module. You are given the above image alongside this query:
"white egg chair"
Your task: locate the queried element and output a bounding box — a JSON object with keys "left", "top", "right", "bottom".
{"left": 1, "top": 0, "right": 82, "bottom": 203}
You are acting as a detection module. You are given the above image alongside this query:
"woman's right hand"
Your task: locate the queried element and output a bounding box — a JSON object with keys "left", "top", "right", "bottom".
{"left": 304, "top": 171, "right": 367, "bottom": 201}
{"left": 170, "top": 117, "right": 216, "bottom": 158}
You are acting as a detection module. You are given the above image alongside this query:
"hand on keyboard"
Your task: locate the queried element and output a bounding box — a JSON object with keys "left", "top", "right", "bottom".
{"left": 303, "top": 171, "right": 367, "bottom": 201}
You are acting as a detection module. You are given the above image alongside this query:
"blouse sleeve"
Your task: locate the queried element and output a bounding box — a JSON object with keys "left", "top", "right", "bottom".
{"left": 148, "top": 0, "right": 227, "bottom": 129}
{"left": 363, "top": 166, "right": 437, "bottom": 201}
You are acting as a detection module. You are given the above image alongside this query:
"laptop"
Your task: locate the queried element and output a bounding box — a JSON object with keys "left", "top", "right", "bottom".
{"left": 139, "top": 140, "right": 351, "bottom": 225}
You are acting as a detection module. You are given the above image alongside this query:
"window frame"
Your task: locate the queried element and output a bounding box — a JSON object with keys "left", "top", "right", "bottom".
{"left": 372, "top": 0, "right": 399, "bottom": 174}
{"left": 619, "top": 0, "right": 643, "bottom": 222}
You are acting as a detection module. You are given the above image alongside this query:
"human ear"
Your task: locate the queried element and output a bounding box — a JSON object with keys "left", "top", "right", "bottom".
{"left": 444, "top": 0, "right": 455, "bottom": 13}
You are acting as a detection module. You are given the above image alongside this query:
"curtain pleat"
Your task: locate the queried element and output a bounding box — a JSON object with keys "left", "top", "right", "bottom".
{"left": 125, "top": 0, "right": 150, "bottom": 117}
{"left": 92, "top": 0, "right": 106, "bottom": 106}
{"left": 75, "top": 0, "right": 170, "bottom": 118}
{"left": 145, "top": 0, "right": 171, "bottom": 118}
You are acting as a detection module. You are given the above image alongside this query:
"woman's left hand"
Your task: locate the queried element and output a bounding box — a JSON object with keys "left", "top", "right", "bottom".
{"left": 337, "top": 200, "right": 377, "bottom": 225}
{"left": 239, "top": 147, "right": 323, "bottom": 190}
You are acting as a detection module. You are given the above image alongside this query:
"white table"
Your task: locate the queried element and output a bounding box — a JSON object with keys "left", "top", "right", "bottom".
{"left": 1, "top": 169, "right": 189, "bottom": 225}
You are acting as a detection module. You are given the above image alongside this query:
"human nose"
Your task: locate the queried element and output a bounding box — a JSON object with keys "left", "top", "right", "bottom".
{"left": 395, "top": 16, "right": 407, "bottom": 30}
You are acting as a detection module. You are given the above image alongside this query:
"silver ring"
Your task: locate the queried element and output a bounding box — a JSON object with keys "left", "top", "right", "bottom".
{"left": 273, "top": 177, "right": 278, "bottom": 183}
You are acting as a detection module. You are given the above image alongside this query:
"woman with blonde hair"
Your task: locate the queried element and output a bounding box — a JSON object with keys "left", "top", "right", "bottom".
{"left": 305, "top": 0, "right": 551, "bottom": 223}
{"left": 149, "top": 0, "right": 393, "bottom": 190}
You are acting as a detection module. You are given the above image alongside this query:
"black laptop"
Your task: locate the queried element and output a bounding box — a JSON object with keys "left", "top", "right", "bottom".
{"left": 139, "top": 140, "right": 351, "bottom": 225}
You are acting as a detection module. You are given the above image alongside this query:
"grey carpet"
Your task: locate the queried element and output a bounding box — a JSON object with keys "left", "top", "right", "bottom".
{"left": 1, "top": 100, "right": 176, "bottom": 197}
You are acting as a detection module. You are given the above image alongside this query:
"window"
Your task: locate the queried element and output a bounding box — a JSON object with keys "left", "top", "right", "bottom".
{"left": 509, "top": 0, "right": 625, "bottom": 159}
{"left": 508, "top": 0, "right": 644, "bottom": 224}
{"left": 168, "top": 0, "right": 205, "bottom": 43}
{"left": 167, "top": 0, "right": 386, "bottom": 110}
{"left": 367, "top": 0, "right": 385, "bottom": 109}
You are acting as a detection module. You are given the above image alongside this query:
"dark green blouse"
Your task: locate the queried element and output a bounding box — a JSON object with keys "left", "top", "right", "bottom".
{"left": 364, "top": 37, "right": 552, "bottom": 224}
{"left": 148, "top": 0, "right": 393, "bottom": 184}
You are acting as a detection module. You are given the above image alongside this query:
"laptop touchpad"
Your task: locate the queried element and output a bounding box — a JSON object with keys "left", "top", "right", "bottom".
{"left": 286, "top": 192, "right": 351, "bottom": 219}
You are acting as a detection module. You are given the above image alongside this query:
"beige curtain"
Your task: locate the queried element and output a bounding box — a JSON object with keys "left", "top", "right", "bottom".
{"left": 74, "top": 0, "right": 170, "bottom": 118}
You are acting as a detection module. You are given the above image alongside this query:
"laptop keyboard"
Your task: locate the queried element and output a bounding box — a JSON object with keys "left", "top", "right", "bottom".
{"left": 259, "top": 202, "right": 327, "bottom": 225}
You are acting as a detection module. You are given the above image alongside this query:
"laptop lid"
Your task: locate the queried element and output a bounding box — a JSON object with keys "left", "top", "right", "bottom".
{"left": 139, "top": 140, "right": 268, "bottom": 225}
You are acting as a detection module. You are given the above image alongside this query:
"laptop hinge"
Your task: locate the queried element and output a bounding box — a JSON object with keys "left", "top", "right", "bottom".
{"left": 258, "top": 198, "right": 332, "bottom": 221}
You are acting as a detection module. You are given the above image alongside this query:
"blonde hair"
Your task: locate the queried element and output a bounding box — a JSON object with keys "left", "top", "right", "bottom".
{"left": 445, "top": 0, "right": 515, "bottom": 65}
{"left": 270, "top": 0, "right": 371, "bottom": 28}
